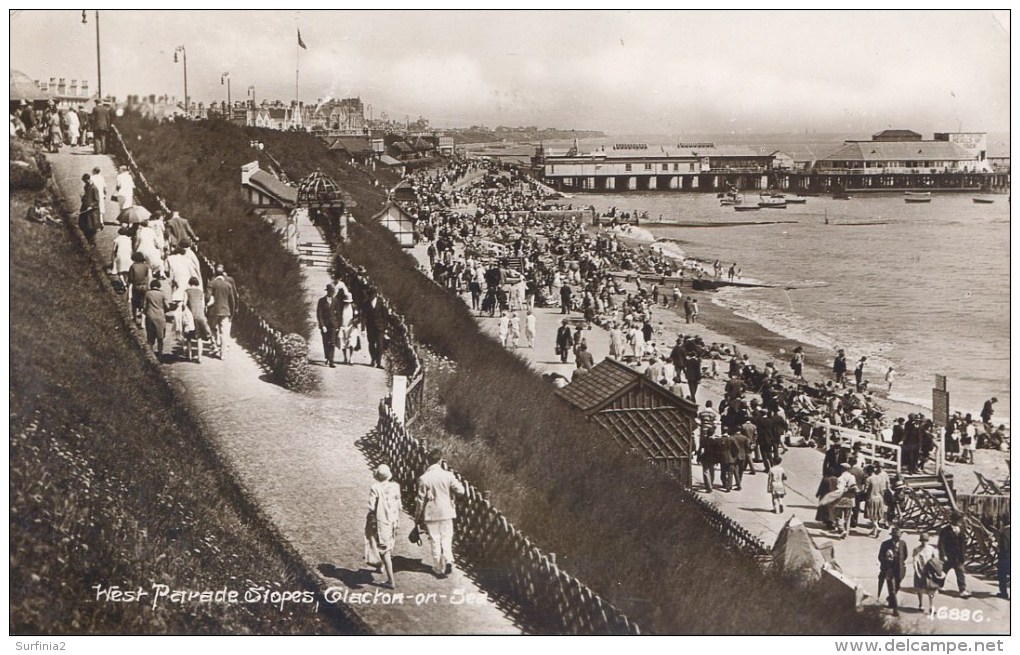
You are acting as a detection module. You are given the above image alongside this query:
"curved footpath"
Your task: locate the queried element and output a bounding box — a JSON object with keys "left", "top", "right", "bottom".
{"left": 48, "top": 148, "right": 519, "bottom": 635}
{"left": 408, "top": 240, "right": 1009, "bottom": 635}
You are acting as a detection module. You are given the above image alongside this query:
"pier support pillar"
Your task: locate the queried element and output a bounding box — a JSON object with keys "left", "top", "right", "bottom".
{"left": 690, "top": 176, "right": 699, "bottom": 190}
{"left": 669, "top": 176, "right": 679, "bottom": 190}
{"left": 606, "top": 176, "right": 615, "bottom": 191}
{"left": 648, "top": 176, "right": 658, "bottom": 190}
{"left": 628, "top": 176, "right": 637, "bottom": 191}
{"left": 587, "top": 177, "right": 595, "bottom": 190}
{"left": 761, "top": 175, "right": 768, "bottom": 189}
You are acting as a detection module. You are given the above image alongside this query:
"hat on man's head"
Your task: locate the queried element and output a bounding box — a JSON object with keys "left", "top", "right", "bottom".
{"left": 325, "top": 284, "right": 334, "bottom": 292}
{"left": 374, "top": 464, "right": 392, "bottom": 482}
{"left": 179, "top": 238, "right": 192, "bottom": 249}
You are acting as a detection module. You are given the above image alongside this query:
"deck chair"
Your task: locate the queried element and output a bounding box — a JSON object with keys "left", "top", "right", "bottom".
{"left": 972, "top": 471, "right": 1004, "bottom": 495}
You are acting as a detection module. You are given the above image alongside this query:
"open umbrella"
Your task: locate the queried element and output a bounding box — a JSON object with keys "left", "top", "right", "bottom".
{"left": 117, "top": 205, "right": 151, "bottom": 225}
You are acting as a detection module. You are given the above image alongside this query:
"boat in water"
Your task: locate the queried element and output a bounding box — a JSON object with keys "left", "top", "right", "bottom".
{"left": 904, "top": 191, "right": 933, "bottom": 203}
{"left": 973, "top": 197, "right": 995, "bottom": 204}
{"left": 786, "top": 196, "right": 807, "bottom": 204}
{"left": 832, "top": 191, "right": 851, "bottom": 200}
{"left": 734, "top": 205, "right": 761, "bottom": 212}
{"left": 758, "top": 194, "right": 787, "bottom": 208}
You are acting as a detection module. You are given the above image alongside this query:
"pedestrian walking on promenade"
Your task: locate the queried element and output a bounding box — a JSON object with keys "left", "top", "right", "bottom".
{"left": 414, "top": 449, "right": 465, "bottom": 579}
{"left": 208, "top": 265, "right": 236, "bottom": 357}
{"left": 90, "top": 167, "right": 108, "bottom": 225}
{"left": 912, "top": 532, "right": 943, "bottom": 613}
{"left": 165, "top": 211, "right": 199, "bottom": 251}
{"left": 525, "top": 308, "right": 536, "bottom": 348}
{"left": 365, "top": 464, "right": 401, "bottom": 590}
{"left": 126, "top": 252, "right": 151, "bottom": 326}
{"left": 863, "top": 465, "right": 886, "bottom": 537}
{"left": 509, "top": 311, "right": 521, "bottom": 349}
{"left": 143, "top": 280, "right": 170, "bottom": 358}
{"left": 91, "top": 100, "right": 111, "bottom": 154}
{"left": 184, "top": 277, "right": 212, "bottom": 362}
{"left": 317, "top": 284, "right": 337, "bottom": 367}
{"left": 938, "top": 513, "right": 970, "bottom": 598}
{"left": 498, "top": 310, "right": 509, "bottom": 348}
{"left": 110, "top": 226, "right": 133, "bottom": 289}
{"left": 559, "top": 283, "right": 572, "bottom": 314}
{"left": 78, "top": 173, "right": 101, "bottom": 246}
{"left": 361, "top": 290, "right": 385, "bottom": 368}
{"left": 555, "top": 319, "right": 574, "bottom": 364}
{"left": 767, "top": 456, "right": 788, "bottom": 513}
{"left": 878, "top": 526, "right": 908, "bottom": 617}
{"left": 115, "top": 165, "right": 135, "bottom": 211}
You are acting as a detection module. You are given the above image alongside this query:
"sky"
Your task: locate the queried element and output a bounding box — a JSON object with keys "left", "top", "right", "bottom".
{"left": 9, "top": 9, "right": 1011, "bottom": 135}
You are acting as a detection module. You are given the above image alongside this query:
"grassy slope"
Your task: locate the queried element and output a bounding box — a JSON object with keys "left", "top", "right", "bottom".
{"left": 115, "top": 120, "right": 891, "bottom": 635}
{"left": 114, "top": 116, "right": 310, "bottom": 339}
{"left": 8, "top": 188, "right": 353, "bottom": 635}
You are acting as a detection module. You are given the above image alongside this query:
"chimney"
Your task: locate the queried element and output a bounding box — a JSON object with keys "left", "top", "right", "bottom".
{"left": 58, "top": 78, "right": 67, "bottom": 95}
{"left": 81, "top": 81, "right": 90, "bottom": 98}
{"left": 49, "top": 77, "right": 57, "bottom": 91}
{"left": 70, "top": 79, "right": 78, "bottom": 97}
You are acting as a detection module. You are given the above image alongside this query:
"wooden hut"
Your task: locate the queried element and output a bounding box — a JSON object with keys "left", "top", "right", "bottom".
{"left": 556, "top": 358, "right": 698, "bottom": 486}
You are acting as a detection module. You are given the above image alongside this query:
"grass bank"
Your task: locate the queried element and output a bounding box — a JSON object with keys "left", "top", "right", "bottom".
{"left": 114, "top": 119, "right": 889, "bottom": 634}
{"left": 9, "top": 181, "right": 357, "bottom": 634}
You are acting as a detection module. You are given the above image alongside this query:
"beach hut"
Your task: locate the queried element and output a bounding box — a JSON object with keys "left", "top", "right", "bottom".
{"left": 372, "top": 200, "right": 416, "bottom": 248}
{"left": 10, "top": 70, "right": 50, "bottom": 110}
{"left": 556, "top": 358, "right": 698, "bottom": 486}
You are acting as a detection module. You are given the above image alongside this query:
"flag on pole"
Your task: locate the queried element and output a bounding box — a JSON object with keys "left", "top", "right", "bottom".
{"left": 297, "top": 29, "right": 307, "bottom": 49}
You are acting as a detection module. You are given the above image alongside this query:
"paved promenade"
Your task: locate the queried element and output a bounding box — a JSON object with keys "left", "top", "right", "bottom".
{"left": 49, "top": 147, "right": 518, "bottom": 634}
{"left": 407, "top": 243, "right": 1009, "bottom": 634}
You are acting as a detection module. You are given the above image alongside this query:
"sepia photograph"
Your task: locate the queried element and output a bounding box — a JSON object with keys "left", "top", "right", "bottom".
{"left": 7, "top": 7, "right": 1012, "bottom": 649}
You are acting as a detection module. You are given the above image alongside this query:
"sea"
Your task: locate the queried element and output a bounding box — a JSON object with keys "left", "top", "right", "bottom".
{"left": 569, "top": 190, "right": 1011, "bottom": 422}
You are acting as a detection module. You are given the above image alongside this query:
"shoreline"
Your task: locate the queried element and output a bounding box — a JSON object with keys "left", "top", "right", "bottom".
{"left": 604, "top": 228, "right": 953, "bottom": 424}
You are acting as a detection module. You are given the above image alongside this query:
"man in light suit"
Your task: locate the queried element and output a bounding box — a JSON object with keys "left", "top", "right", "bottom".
{"left": 415, "top": 449, "right": 465, "bottom": 578}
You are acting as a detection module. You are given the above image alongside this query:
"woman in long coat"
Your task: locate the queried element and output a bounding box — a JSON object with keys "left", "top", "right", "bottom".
{"left": 365, "top": 464, "right": 402, "bottom": 589}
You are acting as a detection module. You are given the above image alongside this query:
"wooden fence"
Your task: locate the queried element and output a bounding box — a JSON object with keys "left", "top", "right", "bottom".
{"left": 375, "top": 402, "right": 641, "bottom": 634}
{"left": 109, "top": 125, "right": 295, "bottom": 384}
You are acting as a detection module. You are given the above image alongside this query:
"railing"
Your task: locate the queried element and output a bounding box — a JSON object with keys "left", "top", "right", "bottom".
{"left": 683, "top": 490, "right": 771, "bottom": 559}
{"left": 375, "top": 403, "right": 640, "bottom": 634}
{"left": 327, "top": 250, "right": 424, "bottom": 424}
{"left": 808, "top": 421, "right": 901, "bottom": 475}
{"left": 109, "top": 125, "right": 299, "bottom": 387}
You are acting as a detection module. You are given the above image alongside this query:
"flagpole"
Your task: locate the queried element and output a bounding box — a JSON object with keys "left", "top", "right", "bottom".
{"left": 295, "top": 30, "right": 300, "bottom": 106}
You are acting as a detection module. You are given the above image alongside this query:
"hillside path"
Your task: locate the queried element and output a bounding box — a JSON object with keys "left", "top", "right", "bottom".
{"left": 48, "top": 147, "right": 519, "bottom": 635}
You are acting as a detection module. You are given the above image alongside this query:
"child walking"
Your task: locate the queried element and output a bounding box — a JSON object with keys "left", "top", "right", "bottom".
{"left": 768, "top": 456, "right": 788, "bottom": 513}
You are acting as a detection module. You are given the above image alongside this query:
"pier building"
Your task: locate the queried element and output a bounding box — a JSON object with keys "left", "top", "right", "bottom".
{"left": 532, "top": 142, "right": 781, "bottom": 192}
{"left": 534, "top": 130, "right": 1009, "bottom": 193}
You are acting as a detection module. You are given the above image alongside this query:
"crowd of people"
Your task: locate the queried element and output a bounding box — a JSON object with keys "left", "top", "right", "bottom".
{"left": 82, "top": 163, "right": 236, "bottom": 362}
{"left": 11, "top": 99, "right": 113, "bottom": 155}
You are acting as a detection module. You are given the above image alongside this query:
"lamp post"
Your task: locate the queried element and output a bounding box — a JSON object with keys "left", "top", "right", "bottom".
{"left": 220, "top": 72, "right": 230, "bottom": 115}
{"left": 81, "top": 10, "right": 101, "bottom": 100}
{"left": 174, "top": 45, "right": 188, "bottom": 115}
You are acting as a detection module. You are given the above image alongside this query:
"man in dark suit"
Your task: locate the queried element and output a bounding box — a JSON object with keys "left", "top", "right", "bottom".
{"left": 91, "top": 100, "right": 111, "bottom": 154}
{"left": 717, "top": 430, "right": 737, "bottom": 492}
{"left": 317, "top": 284, "right": 337, "bottom": 367}
{"left": 361, "top": 290, "right": 385, "bottom": 369}
{"left": 938, "top": 513, "right": 969, "bottom": 597}
{"left": 878, "top": 526, "right": 908, "bottom": 616}
{"left": 555, "top": 319, "right": 574, "bottom": 364}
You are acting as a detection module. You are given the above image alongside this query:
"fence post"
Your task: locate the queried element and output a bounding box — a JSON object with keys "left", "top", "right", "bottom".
{"left": 391, "top": 374, "right": 407, "bottom": 424}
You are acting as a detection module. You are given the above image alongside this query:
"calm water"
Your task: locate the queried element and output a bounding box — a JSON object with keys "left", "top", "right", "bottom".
{"left": 573, "top": 191, "right": 1011, "bottom": 420}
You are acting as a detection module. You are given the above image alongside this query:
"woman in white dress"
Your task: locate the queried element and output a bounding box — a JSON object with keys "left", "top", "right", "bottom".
{"left": 133, "top": 220, "right": 162, "bottom": 276}
{"left": 365, "top": 464, "right": 401, "bottom": 589}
